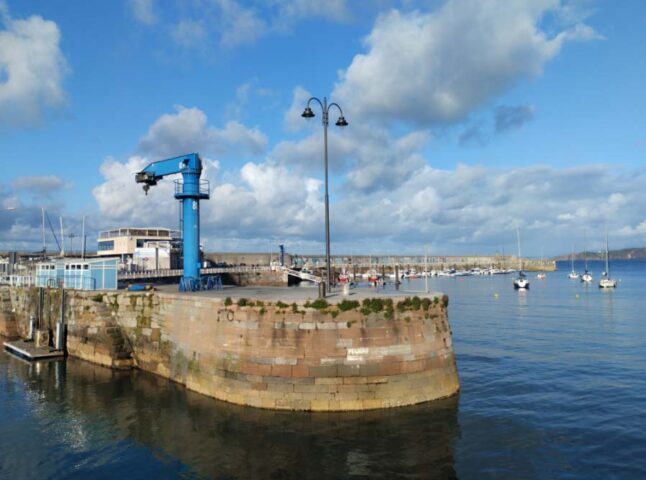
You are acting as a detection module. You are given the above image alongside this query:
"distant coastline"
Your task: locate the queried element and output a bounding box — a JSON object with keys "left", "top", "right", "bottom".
{"left": 554, "top": 247, "right": 646, "bottom": 261}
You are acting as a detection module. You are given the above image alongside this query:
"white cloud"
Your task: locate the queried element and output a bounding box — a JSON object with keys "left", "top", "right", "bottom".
{"left": 166, "top": 0, "right": 352, "bottom": 49}
{"left": 11, "top": 175, "right": 65, "bottom": 192}
{"left": 92, "top": 156, "right": 170, "bottom": 224}
{"left": 344, "top": 128, "right": 429, "bottom": 192}
{"left": 333, "top": 0, "right": 600, "bottom": 126}
{"left": 138, "top": 105, "right": 268, "bottom": 158}
{"left": 214, "top": 0, "right": 266, "bottom": 48}
{"left": 275, "top": 0, "right": 350, "bottom": 22}
{"left": 215, "top": 121, "right": 268, "bottom": 155}
{"left": 272, "top": 112, "right": 430, "bottom": 192}
{"left": 283, "top": 86, "right": 312, "bottom": 131}
{"left": 92, "top": 155, "right": 323, "bottom": 245}
{"left": 128, "top": 0, "right": 157, "bottom": 25}
{"left": 171, "top": 19, "right": 205, "bottom": 47}
{"left": 91, "top": 148, "right": 646, "bottom": 254}
{"left": 0, "top": 5, "right": 68, "bottom": 127}
{"left": 88, "top": 98, "right": 646, "bottom": 256}
{"left": 330, "top": 163, "right": 646, "bottom": 254}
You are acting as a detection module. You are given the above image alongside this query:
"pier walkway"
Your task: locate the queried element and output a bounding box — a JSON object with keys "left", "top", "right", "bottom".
{"left": 118, "top": 265, "right": 272, "bottom": 281}
{"left": 118, "top": 266, "right": 323, "bottom": 283}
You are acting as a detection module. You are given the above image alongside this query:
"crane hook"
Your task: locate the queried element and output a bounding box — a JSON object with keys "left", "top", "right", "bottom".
{"left": 143, "top": 184, "right": 150, "bottom": 195}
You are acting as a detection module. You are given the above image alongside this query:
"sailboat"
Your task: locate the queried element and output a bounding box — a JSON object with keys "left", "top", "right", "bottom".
{"left": 599, "top": 229, "right": 617, "bottom": 288}
{"left": 513, "top": 228, "right": 530, "bottom": 290}
{"left": 536, "top": 247, "right": 546, "bottom": 279}
{"left": 580, "top": 234, "right": 593, "bottom": 283}
{"left": 568, "top": 249, "right": 579, "bottom": 279}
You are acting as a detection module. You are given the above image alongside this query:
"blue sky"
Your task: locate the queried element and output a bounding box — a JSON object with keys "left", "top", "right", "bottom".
{"left": 1, "top": 0, "right": 645, "bottom": 257}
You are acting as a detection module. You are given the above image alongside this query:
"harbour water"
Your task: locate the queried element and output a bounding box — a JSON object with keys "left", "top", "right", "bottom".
{"left": 1, "top": 260, "right": 645, "bottom": 479}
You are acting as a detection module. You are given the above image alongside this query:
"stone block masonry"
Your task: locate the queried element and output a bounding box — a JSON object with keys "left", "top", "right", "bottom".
{"left": 0, "top": 286, "right": 459, "bottom": 411}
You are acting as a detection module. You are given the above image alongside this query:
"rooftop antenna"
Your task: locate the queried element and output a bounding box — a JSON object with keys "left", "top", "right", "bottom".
{"left": 68, "top": 233, "right": 76, "bottom": 257}
{"left": 59, "top": 216, "right": 65, "bottom": 257}
{"left": 81, "top": 216, "right": 86, "bottom": 260}
{"left": 41, "top": 207, "right": 46, "bottom": 258}
{"left": 44, "top": 210, "right": 62, "bottom": 254}
{"left": 424, "top": 244, "right": 429, "bottom": 293}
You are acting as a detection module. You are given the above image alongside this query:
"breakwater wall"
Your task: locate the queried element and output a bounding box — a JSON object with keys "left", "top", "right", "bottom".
{"left": 0, "top": 287, "right": 459, "bottom": 411}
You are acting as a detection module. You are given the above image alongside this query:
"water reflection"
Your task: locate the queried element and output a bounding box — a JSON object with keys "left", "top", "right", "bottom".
{"left": 599, "top": 288, "right": 615, "bottom": 322}
{"left": 4, "top": 355, "right": 460, "bottom": 479}
{"left": 516, "top": 289, "right": 528, "bottom": 308}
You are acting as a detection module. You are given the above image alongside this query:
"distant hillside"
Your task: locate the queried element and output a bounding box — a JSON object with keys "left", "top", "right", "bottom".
{"left": 555, "top": 247, "right": 646, "bottom": 261}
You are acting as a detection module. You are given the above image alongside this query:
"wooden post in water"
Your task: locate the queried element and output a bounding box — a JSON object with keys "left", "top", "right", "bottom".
{"left": 38, "top": 287, "right": 44, "bottom": 330}
{"left": 395, "top": 265, "right": 400, "bottom": 290}
{"left": 55, "top": 286, "right": 66, "bottom": 351}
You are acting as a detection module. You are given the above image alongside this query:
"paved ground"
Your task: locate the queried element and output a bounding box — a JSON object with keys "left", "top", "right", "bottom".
{"left": 155, "top": 284, "right": 443, "bottom": 304}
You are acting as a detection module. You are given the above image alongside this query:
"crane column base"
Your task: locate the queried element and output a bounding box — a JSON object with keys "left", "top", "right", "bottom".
{"left": 179, "top": 275, "right": 223, "bottom": 292}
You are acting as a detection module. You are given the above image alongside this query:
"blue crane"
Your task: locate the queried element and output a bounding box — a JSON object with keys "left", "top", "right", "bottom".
{"left": 135, "top": 153, "right": 210, "bottom": 291}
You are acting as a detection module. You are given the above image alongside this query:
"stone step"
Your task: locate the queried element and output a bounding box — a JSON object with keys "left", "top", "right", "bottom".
{"left": 113, "top": 358, "right": 134, "bottom": 370}
{"left": 107, "top": 331, "right": 122, "bottom": 340}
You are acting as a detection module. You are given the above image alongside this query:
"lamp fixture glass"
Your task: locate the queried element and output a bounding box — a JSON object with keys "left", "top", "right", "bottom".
{"left": 335, "top": 116, "right": 348, "bottom": 127}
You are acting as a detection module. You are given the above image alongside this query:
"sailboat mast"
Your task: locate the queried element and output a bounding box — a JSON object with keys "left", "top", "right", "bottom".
{"left": 583, "top": 231, "right": 588, "bottom": 271}
{"left": 516, "top": 228, "right": 522, "bottom": 271}
{"left": 41, "top": 207, "right": 46, "bottom": 256}
{"left": 605, "top": 229, "right": 610, "bottom": 278}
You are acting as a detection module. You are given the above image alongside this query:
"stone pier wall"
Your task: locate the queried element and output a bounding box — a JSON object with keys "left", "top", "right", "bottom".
{"left": 0, "top": 288, "right": 18, "bottom": 339}
{"left": 223, "top": 270, "right": 288, "bottom": 287}
{"left": 0, "top": 287, "right": 459, "bottom": 411}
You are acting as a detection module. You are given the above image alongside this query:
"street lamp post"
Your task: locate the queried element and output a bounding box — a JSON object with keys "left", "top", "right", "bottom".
{"left": 302, "top": 96, "right": 348, "bottom": 294}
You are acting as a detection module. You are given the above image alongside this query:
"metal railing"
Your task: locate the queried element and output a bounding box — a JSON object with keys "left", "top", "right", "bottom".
{"left": 280, "top": 267, "right": 323, "bottom": 283}
{"left": 98, "top": 228, "right": 180, "bottom": 239}
{"left": 1, "top": 274, "right": 99, "bottom": 291}
{"left": 63, "top": 275, "right": 96, "bottom": 290}
{"left": 174, "top": 179, "right": 210, "bottom": 197}
{"left": 118, "top": 265, "right": 272, "bottom": 280}
{"left": 0, "top": 275, "right": 37, "bottom": 287}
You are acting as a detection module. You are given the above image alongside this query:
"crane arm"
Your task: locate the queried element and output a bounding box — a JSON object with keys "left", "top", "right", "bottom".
{"left": 135, "top": 153, "right": 202, "bottom": 194}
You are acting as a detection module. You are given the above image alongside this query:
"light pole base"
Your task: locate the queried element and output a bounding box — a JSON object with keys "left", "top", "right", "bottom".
{"left": 318, "top": 282, "right": 326, "bottom": 299}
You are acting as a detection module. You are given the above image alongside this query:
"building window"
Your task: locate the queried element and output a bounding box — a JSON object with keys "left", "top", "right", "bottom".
{"left": 98, "top": 240, "right": 114, "bottom": 251}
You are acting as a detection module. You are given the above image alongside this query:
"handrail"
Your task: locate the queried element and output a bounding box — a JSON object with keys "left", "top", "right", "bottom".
{"left": 174, "top": 179, "right": 210, "bottom": 197}
{"left": 0, "top": 275, "right": 37, "bottom": 287}
{"left": 281, "top": 267, "right": 323, "bottom": 283}
{"left": 117, "top": 265, "right": 273, "bottom": 280}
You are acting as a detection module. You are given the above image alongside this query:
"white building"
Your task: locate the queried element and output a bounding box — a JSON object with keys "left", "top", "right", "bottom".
{"left": 97, "top": 227, "right": 181, "bottom": 271}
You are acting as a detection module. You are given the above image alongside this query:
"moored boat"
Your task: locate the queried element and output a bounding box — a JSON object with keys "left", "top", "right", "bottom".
{"left": 599, "top": 229, "right": 617, "bottom": 289}
{"left": 513, "top": 228, "right": 530, "bottom": 290}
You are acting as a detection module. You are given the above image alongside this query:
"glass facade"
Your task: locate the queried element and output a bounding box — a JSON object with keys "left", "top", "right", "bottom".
{"left": 98, "top": 240, "right": 114, "bottom": 251}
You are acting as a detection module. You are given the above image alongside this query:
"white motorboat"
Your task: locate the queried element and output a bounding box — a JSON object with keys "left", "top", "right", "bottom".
{"left": 514, "top": 271, "right": 530, "bottom": 289}
{"left": 537, "top": 273, "right": 546, "bottom": 280}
